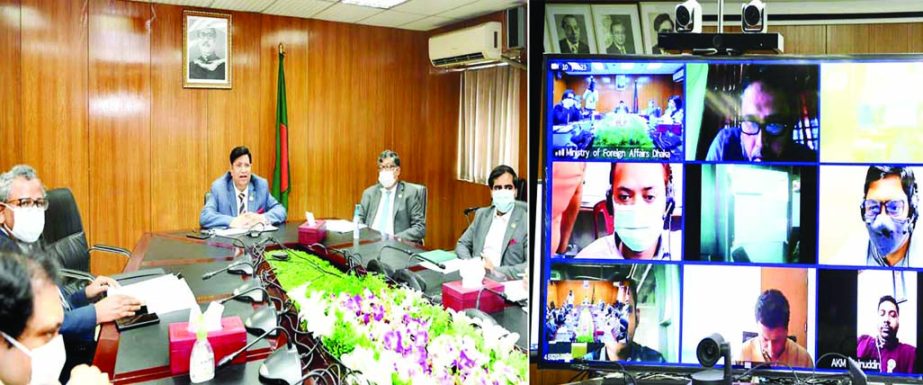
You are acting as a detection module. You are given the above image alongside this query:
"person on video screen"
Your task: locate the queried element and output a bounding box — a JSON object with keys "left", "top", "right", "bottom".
{"left": 584, "top": 280, "right": 665, "bottom": 362}
{"left": 576, "top": 163, "right": 675, "bottom": 260}
{"left": 740, "top": 289, "right": 813, "bottom": 367}
{"left": 860, "top": 166, "right": 922, "bottom": 267}
{"left": 553, "top": 89, "right": 582, "bottom": 126}
{"left": 857, "top": 295, "right": 916, "bottom": 373}
{"left": 705, "top": 79, "right": 815, "bottom": 162}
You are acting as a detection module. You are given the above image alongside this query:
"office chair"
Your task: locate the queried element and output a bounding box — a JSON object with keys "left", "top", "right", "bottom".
{"left": 592, "top": 200, "right": 613, "bottom": 239}
{"left": 42, "top": 188, "right": 131, "bottom": 285}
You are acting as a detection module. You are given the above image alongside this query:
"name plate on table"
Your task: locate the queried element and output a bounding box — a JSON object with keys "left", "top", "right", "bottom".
{"left": 168, "top": 316, "right": 247, "bottom": 375}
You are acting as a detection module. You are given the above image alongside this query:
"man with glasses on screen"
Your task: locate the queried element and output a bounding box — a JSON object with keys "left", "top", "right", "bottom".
{"left": 705, "top": 79, "right": 815, "bottom": 162}
{"left": 584, "top": 280, "right": 664, "bottom": 362}
{"left": 858, "top": 166, "right": 922, "bottom": 267}
{"left": 740, "top": 289, "right": 813, "bottom": 367}
{"left": 857, "top": 295, "right": 916, "bottom": 373}
{"left": 455, "top": 165, "right": 527, "bottom": 278}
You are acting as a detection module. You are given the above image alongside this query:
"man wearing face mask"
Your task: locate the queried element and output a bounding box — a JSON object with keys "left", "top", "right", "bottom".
{"left": 357, "top": 150, "right": 427, "bottom": 243}
{"left": 576, "top": 163, "right": 676, "bottom": 260}
{"left": 200, "top": 146, "right": 287, "bottom": 229}
{"left": 705, "top": 78, "right": 816, "bottom": 162}
{"left": 0, "top": 165, "right": 142, "bottom": 378}
{"left": 740, "top": 289, "right": 813, "bottom": 367}
{"left": 552, "top": 90, "right": 582, "bottom": 126}
{"left": 854, "top": 166, "right": 923, "bottom": 268}
{"left": 455, "top": 165, "right": 528, "bottom": 279}
{"left": 857, "top": 296, "right": 916, "bottom": 373}
{"left": 584, "top": 280, "right": 664, "bottom": 362}
{"left": 0, "top": 251, "right": 110, "bottom": 385}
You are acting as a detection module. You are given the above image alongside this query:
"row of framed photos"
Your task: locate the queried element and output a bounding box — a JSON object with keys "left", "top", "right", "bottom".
{"left": 544, "top": 3, "right": 677, "bottom": 56}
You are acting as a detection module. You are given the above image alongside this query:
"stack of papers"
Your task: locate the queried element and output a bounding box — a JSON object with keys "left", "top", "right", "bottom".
{"left": 325, "top": 220, "right": 367, "bottom": 233}
{"left": 214, "top": 224, "right": 278, "bottom": 237}
{"left": 107, "top": 274, "right": 197, "bottom": 315}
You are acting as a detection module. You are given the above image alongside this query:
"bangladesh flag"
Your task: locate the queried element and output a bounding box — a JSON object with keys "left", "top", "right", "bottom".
{"left": 271, "top": 47, "right": 290, "bottom": 209}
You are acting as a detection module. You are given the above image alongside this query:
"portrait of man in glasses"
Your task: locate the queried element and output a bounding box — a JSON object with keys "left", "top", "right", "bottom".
{"left": 704, "top": 78, "right": 816, "bottom": 162}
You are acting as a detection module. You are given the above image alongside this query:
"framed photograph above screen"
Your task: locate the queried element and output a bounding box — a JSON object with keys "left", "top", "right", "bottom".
{"left": 540, "top": 54, "right": 923, "bottom": 382}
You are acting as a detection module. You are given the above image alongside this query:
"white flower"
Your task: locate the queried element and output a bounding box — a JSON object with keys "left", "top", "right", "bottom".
{"left": 342, "top": 347, "right": 392, "bottom": 385}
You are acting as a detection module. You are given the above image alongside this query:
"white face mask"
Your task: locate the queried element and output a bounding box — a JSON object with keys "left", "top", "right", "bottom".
{"left": 491, "top": 189, "right": 516, "bottom": 213}
{"left": 378, "top": 170, "right": 396, "bottom": 189}
{"left": 612, "top": 203, "right": 665, "bottom": 253}
{"left": 1, "top": 204, "right": 45, "bottom": 243}
{"left": 2, "top": 332, "right": 66, "bottom": 385}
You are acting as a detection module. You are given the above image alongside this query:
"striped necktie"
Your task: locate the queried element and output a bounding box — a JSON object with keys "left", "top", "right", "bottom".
{"left": 238, "top": 192, "right": 246, "bottom": 215}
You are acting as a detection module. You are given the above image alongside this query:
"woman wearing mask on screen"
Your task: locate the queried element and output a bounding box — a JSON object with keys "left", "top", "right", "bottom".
{"left": 576, "top": 163, "right": 676, "bottom": 260}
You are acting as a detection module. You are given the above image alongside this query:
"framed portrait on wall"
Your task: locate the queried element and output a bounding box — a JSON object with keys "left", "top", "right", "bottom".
{"left": 590, "top": 4, "right": 643, "bottom": 55}
{"left": 545, "top": 4, "right": 597, "bottom": 54}
{"left": 183, "top": 10, "right": 232, "bottom": 89}
{"left": 639, "top": 2, "right": 677, "bottom": 55}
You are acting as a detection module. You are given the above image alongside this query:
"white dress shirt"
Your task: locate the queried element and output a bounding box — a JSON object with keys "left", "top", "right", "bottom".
{"left": 372, "top": 186, "right": 398, "bottom": 236}
{"left": 482, "top": 206, "right": 513, "bottom": 267}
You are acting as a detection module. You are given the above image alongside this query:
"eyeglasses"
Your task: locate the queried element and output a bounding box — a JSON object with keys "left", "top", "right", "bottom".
{"left": 491, "top": 184, "right": 515, "bottom": 191}
{"left": 378, "top": 164, "right": 398, "bottom": 171}
{"left": 3, "top": 198, "right": 49, "bottom": 211}
{"left": 862, "top": 199, "right": 906, "bottom": 221}
{"left": 740, "top": 117, "right": 793, "bottom": 136}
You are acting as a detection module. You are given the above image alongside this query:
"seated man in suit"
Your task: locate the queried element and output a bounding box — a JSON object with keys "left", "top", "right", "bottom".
{"left": 455, "top": 165, "right": 528, "bottom": 279}
{"left": 200, "top": 146, "right": 287, "bottom": 229}
{"left": 357, "top": 150, "right": 427, "bottom": 243}
{"left": 0, "top": 165, "right": 141, "bottom": 378}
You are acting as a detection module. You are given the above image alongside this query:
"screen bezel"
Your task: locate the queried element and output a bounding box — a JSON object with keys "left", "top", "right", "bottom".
{"left": 537, "top": 53, "right": 923, "bottom": 383}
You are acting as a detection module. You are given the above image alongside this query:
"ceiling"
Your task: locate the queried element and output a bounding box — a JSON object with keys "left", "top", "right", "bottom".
{"left": 131, "top": 0, "right": 525, "bottom": 31}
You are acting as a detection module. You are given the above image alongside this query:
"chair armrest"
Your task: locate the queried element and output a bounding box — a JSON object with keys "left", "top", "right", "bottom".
{"left": 89, "top": 244, "right": 131, "bottom": 257}
{"left": 60, "top": 268, "right": 95, "bottom": 282}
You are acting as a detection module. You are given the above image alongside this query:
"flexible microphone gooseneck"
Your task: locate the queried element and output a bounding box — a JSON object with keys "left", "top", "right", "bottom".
{"left": 217, "top": 325, "right": 292, "bottom": 367}
{"left": 220, "top": 285, "right": 271, "bottom": 304}
{"left": 202, "top": 260, "right": 251, "bottom": 280}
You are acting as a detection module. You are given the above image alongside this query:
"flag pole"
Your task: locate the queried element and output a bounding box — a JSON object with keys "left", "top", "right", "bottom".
{"left": 279, "top": 42, "right": 285, "bottom": 56}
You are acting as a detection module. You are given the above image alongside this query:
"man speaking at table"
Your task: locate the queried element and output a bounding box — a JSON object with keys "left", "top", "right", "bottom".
{"left": 200, "top": 146, "right": 287, "bottom": 229}
{"left": 357, "top": 150, "right": 427, "bottom": 243}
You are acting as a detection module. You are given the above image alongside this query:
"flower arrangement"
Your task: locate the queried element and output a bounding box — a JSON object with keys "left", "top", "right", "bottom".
{"left": 267, "top": 251, "right": 528, "bottom": 385}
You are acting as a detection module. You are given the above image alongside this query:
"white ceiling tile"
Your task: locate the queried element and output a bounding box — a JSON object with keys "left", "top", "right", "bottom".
{"left": 262, "top": 0, "right": 335, "bottom": 18}
{"left": 358, "top": 9, "right": 426, "bottom": 28}
{"left": 312, "top": 2, "right": 384, "bottom": 23}
{"left": 391, "top": 0, "right": 478, "bottom": 17}
{"left": 209, "top": 0, "right": 272, "bottom": 12}
{"left": 149, "top": 0, "right": 214, "bottom": 7}
{"left": 439, "top": 0, "right": 521, "bottom": 20}
{"left": 400, "top": 15, "right": 458, "bottom": 31}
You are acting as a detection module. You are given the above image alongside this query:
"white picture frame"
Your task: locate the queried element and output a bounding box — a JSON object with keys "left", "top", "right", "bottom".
{"left": 590, "top": 4, "right": 643, "bottom": 55}
{"left": 545, "top": 4, "right": 597, "bottom": 54}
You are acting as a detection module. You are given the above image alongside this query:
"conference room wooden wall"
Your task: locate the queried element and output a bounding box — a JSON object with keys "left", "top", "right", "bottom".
{"left": 0, "top": 0, "right": 526, "bottom": 275}
{"left": 532, "top": 21, "right": 923, "bottom": 385}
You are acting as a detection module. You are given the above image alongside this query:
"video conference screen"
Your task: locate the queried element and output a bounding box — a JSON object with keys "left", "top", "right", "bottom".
{"left": 540, "top": 55, "right": 923, "bottom": 379}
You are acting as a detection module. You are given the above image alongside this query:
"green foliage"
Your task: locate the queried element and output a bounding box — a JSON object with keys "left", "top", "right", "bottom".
{"left": 593, "top": 118, "right": 655, "bottom": 149}
{"left": 321, "top": 311, "right": 370, "bottom": 359}
{"left": 576, "top": 335, "right": 595, "bottom": 344}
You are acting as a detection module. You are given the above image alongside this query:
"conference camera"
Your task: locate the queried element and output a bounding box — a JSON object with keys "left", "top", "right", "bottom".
{"left": 691, "top": 333, "right": 731, "bottom": 385}
{"left": 675, "top": 0, "right": 703, "bottom": 33}
{"left": 742, "top": 0, "right": 768, "bottom": 33}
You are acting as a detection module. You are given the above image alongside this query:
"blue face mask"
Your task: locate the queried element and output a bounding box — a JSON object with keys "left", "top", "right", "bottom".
{"left": 867, "top": 214, "right": 912, "bottom": 259}
{"left": 492, "top": 190, "right": 515, "bottom": 213}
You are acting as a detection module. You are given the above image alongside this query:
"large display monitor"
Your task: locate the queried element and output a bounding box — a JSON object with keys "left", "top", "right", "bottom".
{"left": 539, "top": 54, "right": 923, "bottom": 381}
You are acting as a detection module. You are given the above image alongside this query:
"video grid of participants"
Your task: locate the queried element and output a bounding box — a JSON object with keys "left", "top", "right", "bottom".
{"left": 541, "top": 58, "right": 923, "bottom": 376}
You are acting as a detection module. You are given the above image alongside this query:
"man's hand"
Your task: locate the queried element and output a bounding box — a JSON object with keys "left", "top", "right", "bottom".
{"left": 243, "top": 212, "right": 269, "bottom": 225}
{"left": 94, "top": 295, "right": 143, "bottom": 324}
{"left": 229, "top": 215, "right": 256, "bottom": 229}
{"left": 67, "top": 365, "right": 111, "bottom": 385}
{"left": 480, "top": 252, "right": 498, "bottom": 272}
{"left": 84, "top": 276, "right": 119, "bottom": 299}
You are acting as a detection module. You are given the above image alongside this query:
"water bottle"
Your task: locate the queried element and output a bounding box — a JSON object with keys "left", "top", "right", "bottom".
{"left": 352, "top": 204, "right": 361, "bottom": 240}
{"left": 189, "top": 327, "right": 215, "bottom": 383}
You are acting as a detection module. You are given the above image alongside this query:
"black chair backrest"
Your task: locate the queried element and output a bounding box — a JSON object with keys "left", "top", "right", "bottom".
{"left": 515, "top": 178, "right": 527, "bottom": 202}
{"left": 393, "top": 269, "right": 427, "bottom": 292}
{"left": 42, "top": 188, "right": 90, "bottom": 272}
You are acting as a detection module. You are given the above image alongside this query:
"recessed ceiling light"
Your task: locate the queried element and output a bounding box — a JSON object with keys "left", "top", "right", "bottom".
{"left": 341, "top": 0, "right": 408, "bottom": 9}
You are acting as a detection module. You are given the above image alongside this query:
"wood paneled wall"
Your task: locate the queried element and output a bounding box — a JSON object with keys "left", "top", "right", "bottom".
{"left": 0, "top": 0, "right": 525, "bottom": 275}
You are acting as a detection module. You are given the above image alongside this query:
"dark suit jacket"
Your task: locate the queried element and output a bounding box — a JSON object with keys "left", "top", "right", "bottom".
{"left": 455, "top": 201, "right": 528, "bottom": 278}
{"left": 606, "top": 44, "right": 628, "bottom": 54}
{"left": 0, "top": 231, "right": 97, "bottom": 340}
{"left": 189, "top": 53, "right": 226, "bottom": 80}
{"left": 559, "top": 38, "right": 590, "bottom": 54}
{"left": 357, "top": 181, "right": 427, "bottom": 242}
{"left": 200, "top": 172, "right": 287, "bottom": 229}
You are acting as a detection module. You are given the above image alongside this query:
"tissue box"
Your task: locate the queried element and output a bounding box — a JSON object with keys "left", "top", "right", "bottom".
{"left": 168, "top": 316, "right": 247, "bottom": 375}
{"left": 442, "top": 279, "right": 505, "bottom": 314}
{"left": 298, "top": 220, "right": 327, "bottom": 246}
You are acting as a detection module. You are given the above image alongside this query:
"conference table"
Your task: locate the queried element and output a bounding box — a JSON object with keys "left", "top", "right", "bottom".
{"left": 92, "top": 222, "right": 529, "bottom": 384}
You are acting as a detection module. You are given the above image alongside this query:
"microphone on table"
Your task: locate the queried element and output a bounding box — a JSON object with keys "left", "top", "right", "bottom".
{"left": 246, "top": 222, "right": 267, "bottom": 238}
{"left": 202, "top": 260, "right": 253, "bottom": 280}
{"left": 221, "top": 281, "right": 270, "bottom": 304}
